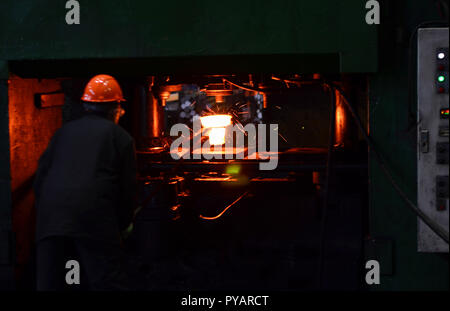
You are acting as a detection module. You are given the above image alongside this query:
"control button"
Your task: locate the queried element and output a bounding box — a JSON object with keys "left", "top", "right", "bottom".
{"left": 436, "top": 142, "right": 449, "bottom": 165}
{"left": 439, "top": 126, "right": 449, "bottom": 137}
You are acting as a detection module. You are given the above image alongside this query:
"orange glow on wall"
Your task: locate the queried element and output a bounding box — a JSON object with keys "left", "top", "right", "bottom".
{"left": 8, "top": 76, "right": 63, "bottom": 280}
{"left": 334, "top": 90, "right": 346, "bottom": 147}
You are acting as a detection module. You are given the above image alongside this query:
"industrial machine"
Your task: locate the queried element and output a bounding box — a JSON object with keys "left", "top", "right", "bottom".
{"left": 62, "top": 73, "right": 369, "bottom": 290}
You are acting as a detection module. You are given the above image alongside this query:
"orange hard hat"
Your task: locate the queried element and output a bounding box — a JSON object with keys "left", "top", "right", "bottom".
{"left": 81, "top": 74, "right": 125, "bottom": 103}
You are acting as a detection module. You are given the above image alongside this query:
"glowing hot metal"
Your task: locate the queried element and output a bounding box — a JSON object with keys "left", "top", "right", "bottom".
{"left": 200, "top": 114, "right": 232, "bottom": 145}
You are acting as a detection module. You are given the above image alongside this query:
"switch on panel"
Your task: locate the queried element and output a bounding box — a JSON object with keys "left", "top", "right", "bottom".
{"left": 436, "top": 142, "right": 449, "bottom": 164}
{"left": 436, "top": 176, "right": 449, "bottom": 211}
{"left": 420, "top": 130, "right": 429, "bottom": 153}
{"left": 438, "top": 126, "right": 449, "bottom": 137}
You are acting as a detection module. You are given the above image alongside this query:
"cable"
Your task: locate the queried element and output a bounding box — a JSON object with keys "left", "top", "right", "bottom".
{"left": 271, "top": 76, "right": 292, "bottom": 88}
{"left": 222, "top": 78, "right": 266, "bottom": 93}
{"left": 199, "top": 191, "right": 249, "bottom": 220}
{"left": 329, "top": 82, "right": 449, "bottom": 244}
{"left": 434, "top": 0, "right": 449, "bottom": 20}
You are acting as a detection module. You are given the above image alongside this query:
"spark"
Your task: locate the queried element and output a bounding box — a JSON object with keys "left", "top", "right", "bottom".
{"left": 235, "top": 123, "right": 246, "bottom": 135}
{"left": 278, "top": 132, "right": 288, "bottom": 143}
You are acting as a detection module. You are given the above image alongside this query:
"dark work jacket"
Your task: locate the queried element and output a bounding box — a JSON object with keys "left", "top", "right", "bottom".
{"left": 34, "top": 114, "right": 138, "bottom": 245}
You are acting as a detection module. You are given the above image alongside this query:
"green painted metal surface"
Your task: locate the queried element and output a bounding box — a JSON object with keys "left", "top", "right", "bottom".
{"left": 0, "top": 0, "right": 377, "bottom": 73}
{"left": 368, "top": 0, "right": 448, "bottom": 290}
{"left": 0, "top": 62, "right": 7, "bottom": 80}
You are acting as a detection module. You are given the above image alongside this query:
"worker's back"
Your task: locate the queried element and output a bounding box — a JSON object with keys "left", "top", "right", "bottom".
{"left": 34, "top": 113, "right": 137, "bottom": 245}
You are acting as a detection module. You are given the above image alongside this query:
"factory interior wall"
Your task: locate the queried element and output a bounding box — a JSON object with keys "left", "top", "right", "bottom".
{"left": 0, "top": 1, "right": 447, "bottom": 290}
{"left": 7, "top": 77, "right": 62, "bottom": 281}
{"left": 368, "top": 0, "right": 448, "bottom": 290}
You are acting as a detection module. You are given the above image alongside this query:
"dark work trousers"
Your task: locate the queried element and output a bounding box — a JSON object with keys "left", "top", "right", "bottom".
{"left": 36, "top": 236, "right": 129, "bottom": 291}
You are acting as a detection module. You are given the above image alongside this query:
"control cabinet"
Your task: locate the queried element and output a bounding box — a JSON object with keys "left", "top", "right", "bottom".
{"left": 417, "top": 28, "right": 449, "bottom": 253}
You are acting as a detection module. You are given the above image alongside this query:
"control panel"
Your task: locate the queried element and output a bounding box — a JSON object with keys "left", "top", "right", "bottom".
{"left": 417, "top": 28, "right": 449, "bottom": 253}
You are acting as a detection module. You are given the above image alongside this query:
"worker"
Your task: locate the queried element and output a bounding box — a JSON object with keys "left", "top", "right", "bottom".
{"left": 33, "top": 74, "right": 138, "bottom": 290}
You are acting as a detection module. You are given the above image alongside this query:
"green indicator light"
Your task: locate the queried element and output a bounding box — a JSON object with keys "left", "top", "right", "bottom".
{"left": 438, "top": 75, "right": 445, "bottom": 83}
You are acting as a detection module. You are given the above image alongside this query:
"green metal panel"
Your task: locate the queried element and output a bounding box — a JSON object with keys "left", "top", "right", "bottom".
{"left": 368, "top": 0, "right": 448, "bottom": 290}
{"left": 0, "top": 0, "right": 377, "bottom": 73}
{"left": 0, "top": 61, "right": 7, "bottom": 80}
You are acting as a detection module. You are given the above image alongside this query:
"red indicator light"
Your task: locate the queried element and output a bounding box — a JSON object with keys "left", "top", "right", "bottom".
{"left": 439, "top": 87, "right": 445, "bottom": 93}
{"left": 441, "top": 108, "right": 449, "bottom": 118}
{"left": 438, "top": 65, "right": 445, "bottom": 71}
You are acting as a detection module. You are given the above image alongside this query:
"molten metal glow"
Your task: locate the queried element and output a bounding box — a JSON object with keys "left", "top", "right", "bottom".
{"left": 200, "top": 114, "right": 232, "bottom": 145}
{"left": 335, "top": 101, "right": 346, "bottom": 145}
{"left": 208, "top": 127, "right": 226, "bottom": 145}
{"left": 200, "top": 114, "right": 232, "bottom": 128}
